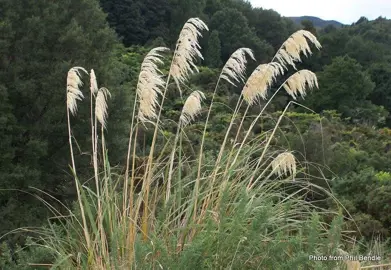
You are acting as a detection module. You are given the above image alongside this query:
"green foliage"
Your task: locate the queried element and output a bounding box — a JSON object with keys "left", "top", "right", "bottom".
{"left": 305, "top": 56, "right": 376, "bottom": 120}
{"left": 3, "top": 0, "right": 391, "bottom": 265}
{"left": 205, "top": 30, "right": 222, "bottom": 68}
{"left": 0, "top": 0, "right": 131, "bottom": 244}
{"left": 301, "top": 19, "right": 317, "bottom": 35}
{"left": 248, "top": 8, "right": 295, "bottom": 49}
{"left": 0, "top": 237, "right": 55, "bottom": 270}
{"left": 375, "top": 171, "right": 391, "bottom": 182}
{"left": 210, "top": 8, "right": 273, "bottom": 63}
{"left": 132, "top": 209, "right": 345, "bottom": 269}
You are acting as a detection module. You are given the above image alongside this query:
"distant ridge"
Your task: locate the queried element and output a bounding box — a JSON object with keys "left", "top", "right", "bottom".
{"left": 288, "top": 16, "right": 344, "bottom": 28}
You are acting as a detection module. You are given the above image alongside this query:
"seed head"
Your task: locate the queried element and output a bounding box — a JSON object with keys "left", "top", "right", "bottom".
{"left": 67, "top": 66, "right": 87, "bottom": 115}
{"left": 242, "top": 62, "right": 284, "bottom": 105}
{"left": 90, "top": 69, "right": 98, "bottom": 94}
{"left": 271, "top": 152, "right": 297, "bottom": 178}
{"left": 180, "top": 90, "right": 206, "bottom": 127}
{"left": 137, "top": 47, "right": 169, "bottom": 122}
{"left": 283, "top": 70, "right": 318, "bottom": 100}
{"left": 275, "top": 30, "right": 321, "bottom": 70}
{"left": 170, "top": 18, "right": 208, "bottom": 96}
{"left": 221, "top": 48, "right": 255, "bottom": 86}
{"left": 95, "top": 87, "right": 111, "bottom": 128}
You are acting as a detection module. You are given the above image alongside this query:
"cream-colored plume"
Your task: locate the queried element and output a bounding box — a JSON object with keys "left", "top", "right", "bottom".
{"left": 242, "top": 62, "right": 284, "bottom": 105}
{"left": 90, "top": 69, "right": 98, "bottom": 94}
{"left": 283, "top": 70, "right": 318, "bottom": 100}
{"left": 137, "top": 47, "right": 169, "bottom": 123}
{"left": 67, "top": 66, "right": 87, "bottom": 115}
{"left": 180, "top": 90, "right": 205, "bottom": 127}
{"left": 95, "top": 87, "right": 111, "bottom": 128}
{"left": 170, "top": 18, "right": 208, "bottom": 95}
{"left": 271, "top": 152, "right": 297, "bottom": 178}
{"left": 275, "top": 30, "right": 321, "bottom": 70}
{"left": 221, "top": 48, "right": 255, "bottom": 86}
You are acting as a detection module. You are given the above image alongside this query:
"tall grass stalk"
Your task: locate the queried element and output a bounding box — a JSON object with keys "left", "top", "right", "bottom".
{"left": 139, "top": 18, "right": 208, "bottom": 241}
{"left": 66, "top": 67, "right": 91, "bottom": 251}
{"left": 11, "top": 20, "right": 361, "bottom": 269}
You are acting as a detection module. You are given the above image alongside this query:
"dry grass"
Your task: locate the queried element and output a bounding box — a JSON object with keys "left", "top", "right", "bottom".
{"left": 243, "top": 62, "right": 284, "bottom": 105}
{"left": 66, "top": 67, "right": 87, "bottom": 115}
{"left": 90, "top": 69, "right": 98, "bottom": 94}
{"left": 25, "top": 18, "right": 361, "bottom": 269}
{"left": 95, "top": 87, "right": 111, "bottom": 129}
{"left": 170, "top": 18, "right": 209, "bottom": 96}
{"left": 136, "top": 47, "right": 169, "bottom": 123}
{"left": 275, "top": 30, "right": 322, "bottom": 69}
{"left": 180, "top": 90, "right": 206, "bottom": 127}
{"left": 136, "top": 17, "right": 208, "bottom": 242}
{"left": 271, "top": 152, "right": 297, "bottom": 178}
{"left": 220, "top": 48, "right": 255, "bottom": 86}
{"left": 65, "top": 66, "right": 91, "bottom": 250}
{"left": 283, "top": 69, "right": 319, "bottom": 100}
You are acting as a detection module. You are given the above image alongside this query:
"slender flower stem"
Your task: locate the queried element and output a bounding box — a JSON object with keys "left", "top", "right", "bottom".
{"left": 247, "top": 102, "right": 292, "bottom": 189}
{"left": 140, "top": 73, "right": 172, "bottom": 241}
{"left": 230, "top": 79, "right": 288, "bottom": 168}
{"left": 193, "top": 76, "right": 221, "bottom": 220}
{"left": 166, "top": 123, "right": 181, "bottom": 204}
{"left": 67, "top": 108, "right": 91, "bottom": 250}
{"left": 124, "top": 93, "right": 139, "bottom": 216}
{"left": 199, "top": 93, "right": 244, "bottom": 221}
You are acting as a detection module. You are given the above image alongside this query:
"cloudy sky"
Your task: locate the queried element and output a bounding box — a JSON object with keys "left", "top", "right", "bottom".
{"left": 249, "top": 0, "right": 391, "bottom": 24}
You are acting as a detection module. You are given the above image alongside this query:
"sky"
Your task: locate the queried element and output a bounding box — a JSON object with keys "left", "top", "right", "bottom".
{"left": 249, "top": 0, "right": 391, "bottom": 24}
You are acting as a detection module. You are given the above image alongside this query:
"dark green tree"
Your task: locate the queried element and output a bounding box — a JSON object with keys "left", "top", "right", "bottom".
{"left": 248, "top": 8, "right": 294, "bottom": 49}
{"left": 210, "top": 8, "right": 273, "bottom": 63}
{"left": 205, "top": 30, "right": 222, "bottom": 68}
{"left": 304, "top": 56, "right": 375, "bottom": 118}
{"left": 167, "top": 0, "right": 206, "bottom": 44}
{"left": 100, "top": 0, "right": 148, "bottom": 46}
{"left": 0, "top": 0, "right": 130, "bottom": 241}
{"left": 369, "top": 63, "right": 391, "bottom": 108}
{"left": 301, "top": 19, "right": 317, "bottom": 36}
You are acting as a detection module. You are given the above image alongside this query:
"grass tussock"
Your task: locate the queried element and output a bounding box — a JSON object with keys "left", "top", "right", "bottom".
{"left": 6, "top": 18, "right": 359, "bottom": 269}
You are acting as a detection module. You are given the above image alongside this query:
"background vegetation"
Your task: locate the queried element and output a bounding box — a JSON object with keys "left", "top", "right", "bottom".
{"left": 1, "top": 0, "right": 391, "bottom": 268}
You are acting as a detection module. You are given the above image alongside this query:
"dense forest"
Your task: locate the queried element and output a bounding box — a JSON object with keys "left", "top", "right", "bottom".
{"left": 1, "top": 0, "right": 391, "bottom": 268}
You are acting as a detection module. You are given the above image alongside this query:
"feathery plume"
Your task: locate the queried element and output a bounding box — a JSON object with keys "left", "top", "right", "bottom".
{"left": 242, "top": 62, "right": 284, "bottom": 105}
{"left": 90, "top": 69, "right": 98, "bottom": 94}
{"left": 275, "top": 30, "right": 321, "bottom": 70}
{"left": 137, "top": 47, "right": 169, "bottom": 122}
{"left": 283, "top": 70, "right": 318, "bottom": 100}
{"left": 170, "top": 18, "right": 208, "bottom": 95}
{"left": 95, "top": 87, "right": 111, "bottom": 128}
{"left": 271, "top": 152, "right": 297, "bottom": 178}
{"left": 221, "top": 48, "right": 255, "bottom": 86}
{"left": 67, "top": 66, "right": 87, "bottom": 115}
{"left": 180, "top": 90, "right": 205, "bottom": 127}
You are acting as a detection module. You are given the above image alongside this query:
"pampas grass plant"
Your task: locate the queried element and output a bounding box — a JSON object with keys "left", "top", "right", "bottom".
{"left": 11, "top": 19, "right": 360, "bottom": 269}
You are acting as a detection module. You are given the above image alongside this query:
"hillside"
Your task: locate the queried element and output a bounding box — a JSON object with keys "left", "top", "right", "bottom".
{"left": 289, "top": 16, "right": 344, "bottom": 28}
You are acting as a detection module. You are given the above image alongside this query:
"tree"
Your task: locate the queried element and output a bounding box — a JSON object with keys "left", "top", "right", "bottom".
{"left": 355, "top": 16, "right": 369, "bottom": 25}
{"left": 304, "top": 56, "right": 375, "bottom": 118}
{"left": 204, "top": 0, "right": 222, "bottom": 18}
{"left": 205, "top": 30, "right": 222, "bottom": 68}
{"left": 0, "top": 0, "right": 130, "bottom": 241}
{"left": 345, "top": 36, "right": 384, "bottom": 66}
{"left": 100, "top": 0, "right": 148, "bottom": 46}
{"left": 168, "top": 0, "right": 207, "bottom": 44}
{"left": 248, "top": 8, "right": 294, "bottom": 50}
{"left": 301, "top": 19, "right": 317, "bottom": 36}
{"left": 210, "top": 8, "right": 273, "bottom": 63}
{"left": 369, "top": 63, "right": 391, "bottom": 108}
